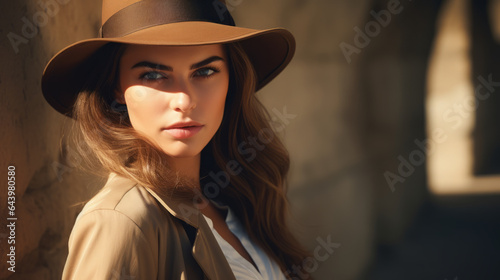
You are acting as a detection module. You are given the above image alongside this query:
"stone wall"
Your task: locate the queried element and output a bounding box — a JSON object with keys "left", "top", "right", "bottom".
{"left": 0, "top": 0, "right": 102, "bottom": 279}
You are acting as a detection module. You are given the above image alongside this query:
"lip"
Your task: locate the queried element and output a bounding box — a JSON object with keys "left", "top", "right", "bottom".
{"left": 162, "top": 121, "right": 204, "bottom": 139}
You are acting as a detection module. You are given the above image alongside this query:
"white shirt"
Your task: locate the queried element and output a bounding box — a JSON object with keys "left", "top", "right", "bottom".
{"left": 202, "top": 205, "right": 287, "bottom": 280}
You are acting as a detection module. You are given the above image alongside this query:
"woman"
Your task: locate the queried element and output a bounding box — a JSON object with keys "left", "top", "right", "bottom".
{"left": 41, "top": 0, "right": 310, "bottom": 279}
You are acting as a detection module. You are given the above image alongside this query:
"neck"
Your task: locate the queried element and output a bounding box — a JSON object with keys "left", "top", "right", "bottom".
{"left": 166, "top": 154, "right": 201, "bottom": 185}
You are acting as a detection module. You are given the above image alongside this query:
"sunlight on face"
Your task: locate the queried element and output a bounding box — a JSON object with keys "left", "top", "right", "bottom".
{"left": 117, "top": 44, "right": 229, "bottom": 158}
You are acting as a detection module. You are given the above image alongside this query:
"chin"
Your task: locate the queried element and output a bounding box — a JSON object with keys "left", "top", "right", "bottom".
{"left": 160, "top": 146, "right": 204, "bottom": 159}
{"left": 166, "top": 152, "right": 201, "bottom": 158}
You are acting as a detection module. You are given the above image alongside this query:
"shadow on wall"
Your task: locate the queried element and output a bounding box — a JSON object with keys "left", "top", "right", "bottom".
{"left": 361, "top": 0, "right": 500, "bottom": 279}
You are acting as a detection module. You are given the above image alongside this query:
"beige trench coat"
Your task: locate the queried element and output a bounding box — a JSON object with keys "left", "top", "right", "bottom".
{"left": 61, "top": 173, "right": 237, "bottom": 280}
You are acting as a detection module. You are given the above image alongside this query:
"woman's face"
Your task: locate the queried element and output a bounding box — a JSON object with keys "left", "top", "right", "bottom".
{"left": 117, "top": 44, "right": 229, "bottom": 158}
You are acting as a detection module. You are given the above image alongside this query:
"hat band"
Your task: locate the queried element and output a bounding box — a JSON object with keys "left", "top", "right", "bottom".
{"left": 100, "top": 0, "right": 235, "bottom": 38}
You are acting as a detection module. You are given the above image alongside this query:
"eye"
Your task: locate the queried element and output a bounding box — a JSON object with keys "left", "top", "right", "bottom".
{"left": 140, "top": 71, "right": 165, "bottom": 81}
{"left": 193, "top": 67, "right": 220, "bottom": 78}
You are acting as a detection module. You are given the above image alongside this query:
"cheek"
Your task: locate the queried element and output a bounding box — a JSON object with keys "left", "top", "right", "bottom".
{"left": 123, "top": 86, "right": 151, "bottom": 105}
{"left": 204, "top": 80, "right": 229, "bottom": 125}
{"left": 210, "top": 76, "right": 230, "bottom": 113}
{"left": 124, "top": 86, "right": 162, "bottom": 128}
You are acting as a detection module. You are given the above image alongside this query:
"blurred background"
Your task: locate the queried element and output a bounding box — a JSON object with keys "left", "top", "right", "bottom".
{"left": 1, "top": 0, "right": 500, "bottom": 279}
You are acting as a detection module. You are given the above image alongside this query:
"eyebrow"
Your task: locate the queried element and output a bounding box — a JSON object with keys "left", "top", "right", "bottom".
{"left": 131, "top": 56, "right": 224, "bottom": 71}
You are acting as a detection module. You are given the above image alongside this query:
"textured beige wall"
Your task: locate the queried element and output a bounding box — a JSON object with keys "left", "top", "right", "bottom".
{"left": 0, "top": 0, "right": 101, "bottom": 279}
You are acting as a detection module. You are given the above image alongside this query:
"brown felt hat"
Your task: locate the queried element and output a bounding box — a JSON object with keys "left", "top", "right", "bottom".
{"left": 41, "top": 0, "right": 296, "bottom": 117}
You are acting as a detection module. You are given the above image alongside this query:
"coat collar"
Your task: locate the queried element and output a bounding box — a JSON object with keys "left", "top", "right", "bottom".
{"left": 136, "top": 178, "right": 237, "bottom": 280}
{"left": 142, "top": 185, "right": 201, "bottom": 227}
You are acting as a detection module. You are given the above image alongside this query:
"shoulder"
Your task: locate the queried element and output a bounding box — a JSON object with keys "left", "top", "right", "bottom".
{"left": 73, "top": 173, "right": 171, "bottom": 240}
{"left": 63, "top": 174, "right": 165, "bottom": 279}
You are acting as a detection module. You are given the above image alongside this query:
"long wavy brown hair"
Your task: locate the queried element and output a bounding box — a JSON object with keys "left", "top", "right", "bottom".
{"left": 72, "top": 42, "right": 310, "bottom": 277}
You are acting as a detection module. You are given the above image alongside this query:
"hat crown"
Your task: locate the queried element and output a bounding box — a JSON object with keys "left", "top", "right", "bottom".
{"left": 100, "top": 0, "right": 234, "bottom": 38}
{"left": 102, "top": 0, "right": 141, "bottom": 25}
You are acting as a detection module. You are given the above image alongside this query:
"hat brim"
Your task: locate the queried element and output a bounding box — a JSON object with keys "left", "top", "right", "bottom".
{"left": 41, "top": 21, "right": 295, "bottom": 117}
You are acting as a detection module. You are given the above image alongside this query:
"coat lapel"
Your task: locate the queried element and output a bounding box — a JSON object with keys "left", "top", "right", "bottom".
{"left": 144, "top": 187, "right": 236, "bottom": 280}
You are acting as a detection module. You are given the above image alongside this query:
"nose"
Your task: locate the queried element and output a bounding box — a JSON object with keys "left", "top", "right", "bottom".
{"left": 170, "top": 82, "right": 196, "bottom": 113}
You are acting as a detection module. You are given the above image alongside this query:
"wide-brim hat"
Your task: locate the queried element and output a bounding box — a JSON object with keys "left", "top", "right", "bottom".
{"left": 41, "top": 0, "right": 296, "bottom": 117}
